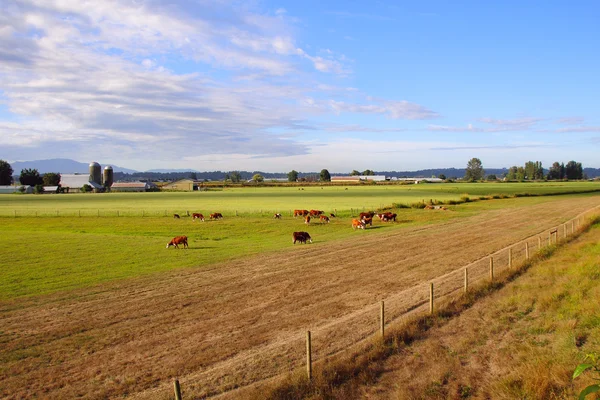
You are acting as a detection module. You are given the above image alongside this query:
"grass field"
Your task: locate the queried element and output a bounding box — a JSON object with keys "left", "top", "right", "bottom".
{"left": 1, "top": 181, "right": 599, "bottom": 217}
{"left": 1, "top": 189, "right": 599, "bottom": 300}
{"left": 1, "top": 191, "right": 599, "bottom": 399}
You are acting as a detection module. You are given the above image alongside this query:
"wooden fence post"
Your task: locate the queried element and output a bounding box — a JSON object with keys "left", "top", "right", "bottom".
{"left": 464, "top": 268, "right": 468, "bottom": 293}
{"left": 571, "top": 221, "right": 574, "bottom": 234}
{"left": 429, "top": 283, "right": 434, "bottom": 315}
{"left": 489, "top": 257, "right": 494, "bottom": 281}
{"left": 526, "top": 242, "right": 529, "bottom": 260}
{"left": 173, "top": 379, "right": 182, "bottom": 400}
{"left": 563, "top": 224, "right": 567, "bottom": 239}
{"left": 508, "top": 248, "right": 512, "bottom": 269}
{"left": 235, "top": 210, "right": 238, "bottom": 217}
{"left": 380, "top": 301, "right": 385, "bottom": 338}
{"left": 306, "top": 331, "right": 312, "bottom": 381}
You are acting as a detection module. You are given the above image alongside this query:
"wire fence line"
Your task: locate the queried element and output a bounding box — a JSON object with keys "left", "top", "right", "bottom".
{"left": 153, "top": 206, "right": 600, "bottom": 399}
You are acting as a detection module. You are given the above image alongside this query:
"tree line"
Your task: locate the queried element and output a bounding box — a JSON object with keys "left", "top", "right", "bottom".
{"left": 465, "top": 158, "right": 587, "bottom": 181}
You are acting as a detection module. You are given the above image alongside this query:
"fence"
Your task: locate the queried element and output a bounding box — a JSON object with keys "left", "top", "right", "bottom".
{"left": 164, "top": 207, "right": 599, "bottom": 399}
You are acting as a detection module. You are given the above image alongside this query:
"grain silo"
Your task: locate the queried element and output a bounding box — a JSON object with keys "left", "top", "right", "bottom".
{"left": 89, "top": 162, "right": 102, "bottom": 185}
{"left": 103, "top": 165, "right": 114, "bottom": 187}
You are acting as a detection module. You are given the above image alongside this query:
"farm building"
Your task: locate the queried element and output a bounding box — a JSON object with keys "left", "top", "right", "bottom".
{"left": 162, "top": 179, "right": 200, "bottom": 191}
{"left": 60, "top": 174, "right": 104, "bottom": 192}
{"left": 111, "top": 182, "right": 156, "bottom": 192}
{"left": 0, "top": 185, "right": 33, "bottom": 194}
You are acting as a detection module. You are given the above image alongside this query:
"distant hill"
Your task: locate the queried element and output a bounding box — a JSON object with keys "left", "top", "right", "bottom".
{"left": 11, "top": 159, "right": 138, "bottom": 174}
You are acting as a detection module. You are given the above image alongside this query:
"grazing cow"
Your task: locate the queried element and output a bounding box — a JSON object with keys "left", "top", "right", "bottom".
{"left": 292, "top": 231, "right": 312, "bottom": 244}
{"left": 309, "top": 209, "right": 324, "bottom": 216}
{"left": 273, "top": 213, "right": 282, "bottom": 219}
{"left": 173, "top": 214, "right": 180, "bottom": 219}
{"left": 293, "top": 209, "right": 310, "bottom": 218}
{"left": 352, "top": 219, "right": 366, "bottom": 230}
{"left": 359, "top": 211, "right": 375, "bottom": 220}
{"left": 319, "top": 215, "right": 330, "bottom": 223}
{"left": 305, "top": 215, "right": 311, "bottom": 225}
{"left": 424, "top": 205, "right": 434, "bottom": 210}
{"left": 210, "top": 213, "right": 223, "bottom": 220}
{"left": 330, "top": 213, "right": 336, "bottom": 218}
{"left": 192, "top": 213, "right": 205, "bottom": 221}
{"left": 362, "top": 217, "right": 373, "bottom": 227}
{"left": 166, "top": 235, "right": 188, "bottom": 249}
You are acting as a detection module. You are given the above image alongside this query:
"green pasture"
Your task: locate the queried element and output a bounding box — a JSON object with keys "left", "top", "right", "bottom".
{"left": 0, "top": 181, "right": 599, "bottom": 217}
{"left": 1, "top": 183, "right": 600, "bottom": 302}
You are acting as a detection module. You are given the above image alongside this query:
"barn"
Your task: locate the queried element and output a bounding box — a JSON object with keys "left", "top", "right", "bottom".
{"left": 161, "top": 179, "right": 199, "bottom": 191}
{"left": 60, "top": 174, "right": 104, "bottom": 192}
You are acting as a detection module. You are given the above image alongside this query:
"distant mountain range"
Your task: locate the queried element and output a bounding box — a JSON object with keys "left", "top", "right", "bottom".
{"left": 11, "top": 158, "right": 138, "bottom": 174}
{"left": 8, "top": 158, "right": 600, "bottom": 179}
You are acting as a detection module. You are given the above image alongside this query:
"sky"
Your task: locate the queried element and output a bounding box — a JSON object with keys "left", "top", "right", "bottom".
{"left": 1, "top": 0, "right": 599, "bottom": 173}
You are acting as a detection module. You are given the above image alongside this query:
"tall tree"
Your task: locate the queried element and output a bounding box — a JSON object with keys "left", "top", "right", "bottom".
{"left": 516, "top": 167, "right": 526, "bottom": 181}
{"left": 565, "top": 161, "right": 583, "bottom": 180}
{"left": 350, "top": 170, "right": 360, "bottom": 176}
{"left": 287, "top": 170, "right": 299, "bottom": 182}
{"left": 464, "top": 158, "right": 485, "bottom": 181}
{"left": 506, "top": 166, "right": 518, "bottom": 180}
{"left": 524, "top": 161, "right": 544, "bottom": 180}
{"left": 0, "top": 159, "right": 13, "bottom": 185}
{"left": 548, "top": 162, "right": 562, "bottom": 180}
{"left": 229, "top": 171, "right": 242, "bottom": 183}
{"left": 251, "top": 173, "right": 264, "bottom": 182}
{"left": 319, "top": 169, "right": 331, "bottom": 182}
{"left": 42, "top": 172, "right": 61, "bottom": 186}
{"left": 361, "top": 169, "right": 375, "bottom": 176}
{"left": 19, "top": 168, "right": 43, "bottom": 186}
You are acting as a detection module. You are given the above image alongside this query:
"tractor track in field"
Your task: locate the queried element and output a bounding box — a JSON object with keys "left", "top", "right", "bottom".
{"left": 1, "top": 196, "right": 599, "bottom": 399}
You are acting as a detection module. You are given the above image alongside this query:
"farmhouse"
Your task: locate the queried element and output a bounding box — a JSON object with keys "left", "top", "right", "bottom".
{"left": 111, "top": 182, "right": 156, "bottom": 192}
{"left": 0, "top": 185, "right": 33, "bottom": 194}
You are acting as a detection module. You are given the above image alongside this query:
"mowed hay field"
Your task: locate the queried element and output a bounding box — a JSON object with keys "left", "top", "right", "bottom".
{"left": 0, "top": 185, "right": 599, "bottom": 399}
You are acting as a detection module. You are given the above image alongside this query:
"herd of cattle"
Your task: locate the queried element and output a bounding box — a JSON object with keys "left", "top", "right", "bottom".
{"left": 167, "top": 208, "right": 409, "bottom": 248}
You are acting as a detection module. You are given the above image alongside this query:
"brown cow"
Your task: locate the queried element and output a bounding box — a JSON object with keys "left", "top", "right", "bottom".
{"left": 352, "top": 219, "right": 366, "bottom": 230}
{"left": 293, "top": 209, "right": 310, "bottom": 218}
{"left": 319, "top": 215, "right": 330, "bottom": 223}
{"left": 305, "top": 215, "right": 311, "bottom": 225}
{"left": 273, "top": 213, "right": 282, "bottom": 219}
{"left": 359, "top": 211, "right": 375, "bottom": 220}
{"left": 382, "top": 212, "right": 398, "bottom": 222}
{"left": 173, "top": 214, "right": 180, "bottom": 219}
{"left": 192, "top": 213, "right": 204, "bottom": 221}
{"left": 210, "top": 213, "right": 223, "bottom": 220}
{"left": 362, "top": 217, "right": 373, "bottom": 227}
{"left": 292, "top": 231, "right": 312, "bottom": 244}
{"left": 309, "top": 209, "right": 324, "bottom": 216}
{"left": 166, "top": 235, "right": 188, "bottom": 249}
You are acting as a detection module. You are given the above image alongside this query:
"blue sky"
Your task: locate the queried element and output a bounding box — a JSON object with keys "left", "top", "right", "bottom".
{"left": 1, "top": 0, "right": 599, "bottom": 172}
